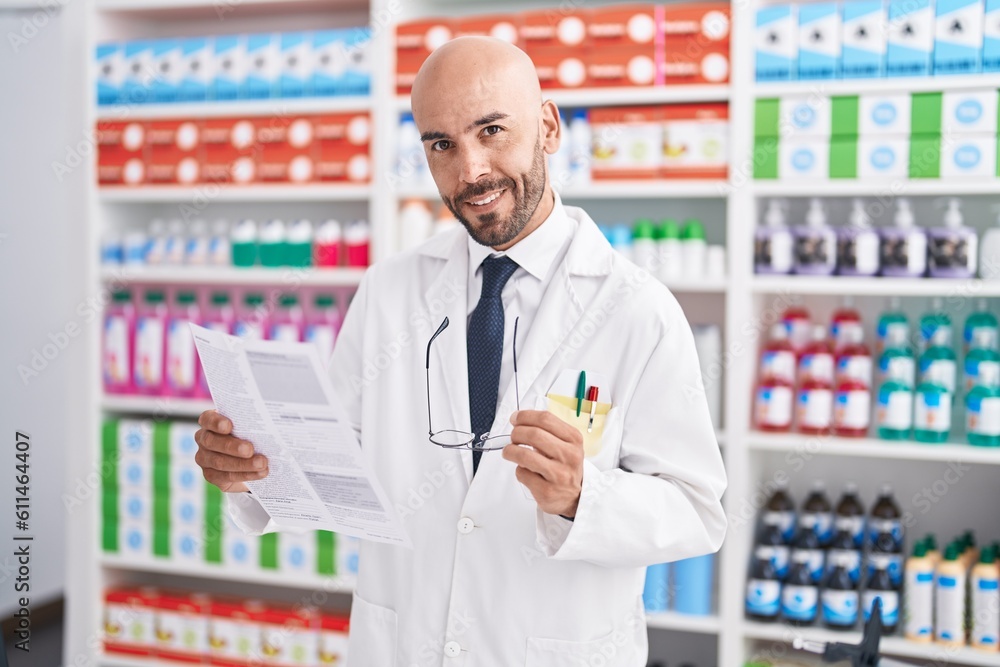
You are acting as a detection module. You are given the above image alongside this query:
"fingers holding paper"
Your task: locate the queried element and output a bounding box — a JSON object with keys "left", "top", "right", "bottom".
{"left": 502, "top": 410, "right": 584, "bottom": 518}
{"left": 195, "top": 409, "right": 270, "bottom": 494}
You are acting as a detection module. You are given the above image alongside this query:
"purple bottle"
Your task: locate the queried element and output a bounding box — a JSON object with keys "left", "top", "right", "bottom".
{"left": 880, "top": 198, "right": 927, "bottom": 278}
{"left": 794, "top": 199, "right": 836, "bottom": 276}
{"left": 837, "top": 199, "right": 880, "bottom": 277}
{"left": 755, "top": 200, "right": 794, "bottom": 275}
{"left": 927, "top": 198, "right": 978, "bottom": 279}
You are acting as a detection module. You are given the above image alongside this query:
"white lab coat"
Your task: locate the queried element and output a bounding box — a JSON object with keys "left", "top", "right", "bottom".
{"left": 232, "top": 205, "right": 727, "bottom": 666}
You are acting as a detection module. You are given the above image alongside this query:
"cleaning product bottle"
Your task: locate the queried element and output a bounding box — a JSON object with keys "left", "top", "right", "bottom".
{"left": 782, "top": 550, "right": 819, "bottom": 625}
{"left": 828, "top": 528, "right": 863, "bottom": 585}
{"left": 799, "top": 324, "right": 835, "bottom": 386}
{"left": 146, "top": 219, "right": 168, "bottom": 265}
{"left": 966, "top": 361, "right": 1000, "bottom": 447}
{"left": 794, "top": 198, "right": 836, "bottom": 275}
{"left": 878, "top": 324, "right": 915, "bottom": 389}
{"left": 259, "top": 219, "right": 287, "bottom": 267}
{"left": 755, "top": 199, "right": 794, "bottom": 275}
{"left": 230, "top": 219, "right": 258, "bottom": 267}
{"left": 834, "top": 482, "right": 866, "bottom": 549}
{"left": 935, "top": 543, "right": 967, "bottom": 648}
{"left": 746, "top": 553, "right": 782, "bottom": 622}
{"left": 208, "top": 219, "right": 231, "bottom": 266}
{"left": 760, "top": 324, "right": 797, "bottom": 386}
{"left": 800, "top": 480, "right": 834, "bottom": 546}
{"left": 877, "top": 370, "right": 914, "bottom": 440}
{"left": 914, "top": 359, "right": 953, "bottom": 442}
{"left": 763, "top": 482, "right": 797, "bottom": 543}
{"left": 185, "top": 220, "right": 210, "bottom": 265}
{"left": 286, "top": 219, "right": 313, "bottom": 267}
{"left": 880, "top": 198, "right": 927, "bottom": 278}
{"left": 876, "top": 297, "right": 910, "bottom": 356}
{"left": 757, "top": 518, "right": 791, "bottom": 580}
{"left": 980, "top": 206, "right": 1000, "bottom": 279}
{"left": 134, "top": 289, "right": 168, "bottom": 395}
{"left": 837, "top": 199, "right": 880, "bottom": 277}
{"left": 792, "top": 520, "right": 826, "bottom": 584}
{"left": 345, "top": 219, "right": 371, "bottom": 268}
{"left": 965, "top": 333, "right": 1000, "bottom": 403}
{"left": 964, "top": 299, "right": 999, "bottom": 354}
{"left": 971, "top": 545, "right": 1000, "bottom": 652}
{"left": 797, "top": 372, "right": 833, "bottom": 436}
{"left": 609, "top": 225, "right": 633, "bottom": 263}
{"left": 165, "top": 290, "right": 200, "bottom": 398}
{"left": 904, "top": 541, "right": 935, "bottom": 643}
{"left": 822, "top": 552, "right": 860, "bottom": 630}
{"left": 756, "top": 373, "right": 794, "bottom": 433}
{"left": 657, "top": 219, "right": 682, "bottom": 282}
{"left": 305, "top": 294, "right": 341, "bottom": 362}
{"left": 868, "top": 485, "right": 904, "bottom": 588}
{"left": 314, "top": 219, "right": 342, "bottom": 267}
{"left": 833, "top": 366, "right": 871, "bottom": 438}
{"left": 863, "top": 560, "right": 900, "bottom": 634}
{"left": 919, "top": 298, "right": 953, "bottom": 353}
{"left": 831, "top": 296, "right": 864, "bottom": 352}
{"left": 782, "top": 304, "right": 813, "bottom": 353}
{"left": 928, "top": 198, "right": 978, "bottom": 279}
{"left": 165, "top": 220, "right": 187, "bottom": 265}
{"left": 103, "top": 290, "right": 136, "bottom": 395}
{"left": 836, "top": 326, "right": 872, "bottom": 390}
{"left": 919, "top": 329, "right": 957, "bottom": 395}
{"left": 269, "top": 294, "right": 304, "bottom": 342}
{"left": 631, "top": 218, "right": 658, "bottom": 273}
{"left": 681, "top": 218, "right": 707, "bottom": 280}
{"left": 234, "top": 293, "right": 266, "bottom": 340}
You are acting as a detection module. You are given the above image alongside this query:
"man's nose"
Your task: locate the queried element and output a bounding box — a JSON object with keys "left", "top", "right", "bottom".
{"left": 458, "top": 144, "right": 491, "bottom": 184}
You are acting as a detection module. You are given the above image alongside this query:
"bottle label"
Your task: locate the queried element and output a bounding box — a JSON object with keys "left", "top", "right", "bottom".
{"left": 134, "top": 316, "right": 165, "bottom": 388}
{"left": 269, "top": 323, "right": 301, "bottom": 343}
{"left": 794, "top": 232, "right": 833, "bottom": 270}
{"left": 837, "top": 355, "right": 873, "bottom": 387}
{"left": 834, "top": 516, "right": 866, "bottom": 547}
{"left": 832, "top": 321, "right": 865, "bottom": 348}
{"left": 920, "top": 358, "right": 957, "bottom": 393}
{"left": 822, "top": 589, "right": 859, "bottom": 627}
{"left": 799, "top": 353, "right": 834, "bottom": 384}
{"left": 781, "top": 584, "right": 819, "bottom": 621}
{"left": 756, "top": 386, "right": 793, "bottom": 428}
{"left": 966, "top": 325, "right": 999, "bottom": 350}
{"left": 799, "top": 512, "right": 834, "bottom": 544}
{"left": 877, "top": 388, "right": 914, "bottom": 430}
{"left": 797, "top": 388, "right": 833, "bottom": 428}
{"left": 863, "top": 590, "right": 900, "bottom": 625}
{"left": 936, "top": 573, "right": 965, "bottom": 642}
{"left": 104, "top": 315, "right": 131, "bottom": 386}
{"left": 869, "top": 519, "right": 904, "bottom": 548}
{"left": 914, "top": 392, "right": 951, "bottom": 432}
{"left": 834, "top": 389, "right": 871, "bottom": 430}
{"left": 972, "top": 576, "right": 1000, "bottom": 646}
{"left": 792, "top": 547, "right": 826, "bottom": 582}
{"left": 928, "top": 234, "right": 973, "bottom": 272}
{"left": 867, "top": 553, "right": 904, "bottom": 587}
{"left": 967, "top": 395, "right": 1000, "bottom": 437}
{"left": 305, "top": 324, "right": 337, "bottom": 360}
{"left": 881, "top": 356, "right": 915, "bottom": 387}
{"left": 878, "top": 321, "right": 909, "bottom": 346}
{"left": 746, "top": 579, "right": 781, "bottom": 617}
{"left": 234, "top": 320, "right": 264, "bottom": 340}
{"left": 784, "top": 318, "right": 812, "bottom": 351}
{"left": 904, "top": 569, "right": 934, "bottom": 640}
{"left": 920, "top": 323, "right": 952, "bottom": 350}
{"left": 966, "top": 359, "right": 1000, "bottom": 393}
{"left": 755, "top": 233, "right": 793, "bottom": 273}
{"left": 828, "top": 548, "right": 862, "bottom": 583}
{"left": 762, "top": 511, "right": 796, "bottom": 541}
{"left": 755, "top": 545, "right": 790, "bottom": 578}
{"left": 761, "top": 350, "right": 796, "bottom": 384}
{"left": 166, "top": 318, "right": 196, "bottom": 391}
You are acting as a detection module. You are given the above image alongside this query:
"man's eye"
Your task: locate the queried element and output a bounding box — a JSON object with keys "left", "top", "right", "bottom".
{"left": 432, "top": 140, "right": 451, "bottom": 151}
{"left": 483, "top": 125, "right": 502, "bottom": 137}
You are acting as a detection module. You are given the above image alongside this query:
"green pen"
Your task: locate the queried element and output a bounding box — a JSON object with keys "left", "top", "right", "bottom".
{"left": 576, "top": 371, "right": 587, "bottom": 417}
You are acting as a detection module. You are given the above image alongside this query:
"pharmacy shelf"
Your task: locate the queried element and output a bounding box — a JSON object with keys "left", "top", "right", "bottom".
{"left": 751, "top": 179, "right": 1000, "bottom": 198}
{"left": 95, "top": 0, "right": 365, "bottom": 17}
{"left": 754, "top": 73, "right": 1000, "bottom": 99}
{"left": 96, "top": 96, "right": 371, "bottom": 121}
{"left": 101, "top": 553, "right": 356, "bottom": 593}
{"left": 645, "top": 612, "right": 720, "bottom": 634}
{"left": 747, "top": 431, "right": 1000, "bottom": 466}
{"left": 742, "top": 621, "right": 1000, "bottom": 667}
{"left": 100, "top": 656, "right": 172, "bottom": 667}
{"left": 664, "top": 277, "right": 729, "bottom": 294}
{"left": 397, "top": 180, "right": 730, "bottom": 200}
{"left": 395, "top": 85, "right": 730, "bottom": 112}
{"left": 102, "top": 395, "right": 214, "bottom": 419}
{"left": 750, "top": 275, "right": 1000, "bottom": 298}
{"left": 98, "top": 184, "right": 371, "bottom": 203}
{"left": 100, "top": 265, "right": 367, "bottom": 287}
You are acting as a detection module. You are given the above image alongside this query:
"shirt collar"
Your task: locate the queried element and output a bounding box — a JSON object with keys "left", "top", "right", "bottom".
{"left": 467, "top": 190, "right": 572, "bottom": 282}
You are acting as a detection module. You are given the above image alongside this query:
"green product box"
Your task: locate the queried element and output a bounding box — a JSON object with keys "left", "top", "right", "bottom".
{"left": 909, "top": 135, "right": 942, "bottom": 179}
{"left": 829, "top": 137, "right": 858, "bottom": 178}
{"left": 317, "top": 530, "right": 336, "bottom": 576}
{"left": 204, "top": 483, "right": 223, "bottom": 564}
{"left": 260, "top": 532, "right": 279, "bottom": 570}
{"left": 755, "top": 98, "right": 780, "bottom": 137}
{"left": 911, "top": 93, "right": 942, "bottom": 135}
{"left": 754, "top": 138, "right": 780, "bottom": 179}
{"left": 831, "top": 96, "right": 859, "bottom": 138}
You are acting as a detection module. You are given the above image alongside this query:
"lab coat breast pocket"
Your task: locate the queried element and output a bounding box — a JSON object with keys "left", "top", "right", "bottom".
{"left": 348, "top": 592, "right": 397, "bottom": 666}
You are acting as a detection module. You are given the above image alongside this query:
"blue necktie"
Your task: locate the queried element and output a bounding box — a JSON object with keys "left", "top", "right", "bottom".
{"left": 468, "top": 255, "right": 518, "bottom": 475}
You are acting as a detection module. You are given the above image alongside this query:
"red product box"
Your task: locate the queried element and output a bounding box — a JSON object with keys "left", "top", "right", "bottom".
{"left": 151, "top": 591, "right": 210, "bottom": 664}
{"left": 532, "top": 46, "right": 587, "bottom": 90}
{"left": 586, "top": 46, "right": 659, "bottom": 88}
{"left": 201, "top": 117, "right": 257, "bottom": 184}
{"left": 97, "top": 120, "right": 146, "bottom": 186}
{"left": 590, "top": 106, "right": 663, "bottom": 179}
{"left": 255, "top": 116, "right": 316, "bottom": 183}
{"left": 396, "top": 18, "right": 453, "bottom": 94}
{"left": 207, "top": 598, "right": 256, "bottom": 667}
{"left": 660, "top": 103, "right": 729, "bottom": 179}
{"left": 455, "top": 14, "right": 521, "bottom": 45}
{"left": 104, "top": 587, "right": 158, "bottom": 657}
{"left": 660, "top": 3, "right": 731, "bottom": 85}
{"left": 396, "top": 50, "right": 426, "bottom": 95}
{"left": 316, "top": 144, "right": 371, "bottom": 183}
{"left": 588, "top": 4, "right": 659, "bottom": 48}
{"left": 145, "top": 120, "right": 201, "bottom": 185}
{"left": 520, "top": 8, "right": 590, "bottom": 51}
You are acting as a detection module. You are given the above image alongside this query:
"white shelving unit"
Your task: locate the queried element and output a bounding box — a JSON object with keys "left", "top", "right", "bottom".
{"left": 100, "top": 265, "right": 367, "bottom": 287}
{"left": 67, "top": 0, "right": 1000, "bottom": 666}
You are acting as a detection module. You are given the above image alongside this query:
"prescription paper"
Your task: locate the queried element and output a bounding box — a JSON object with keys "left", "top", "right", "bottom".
{"left": 190, "top": 323, "right": 411, "bottom": 547}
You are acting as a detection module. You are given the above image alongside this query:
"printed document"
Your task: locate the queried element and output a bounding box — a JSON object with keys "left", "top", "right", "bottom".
{"left": 191, "top": 323, "right": 411, "bottom": 547}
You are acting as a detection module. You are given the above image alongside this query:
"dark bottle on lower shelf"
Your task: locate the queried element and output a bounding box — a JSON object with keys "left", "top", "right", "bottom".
{"left": 863, "top": 560, "right": 900, "bottom": 635}
{"left": 822, "top": 554, "right": 859, "bottom": 630}
{"left": 746, "top": 555, "right": 782, "bottom": 622}
{"left": 781, "top": 550, "right": 819, "bottom": 626}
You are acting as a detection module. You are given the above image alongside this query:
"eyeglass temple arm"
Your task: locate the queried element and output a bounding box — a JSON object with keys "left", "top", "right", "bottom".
{"left": 426, "top": 317, "right": 450, "bottom": 436}
{"left": 513, "top": 316, "right": 520, "bottom": 411}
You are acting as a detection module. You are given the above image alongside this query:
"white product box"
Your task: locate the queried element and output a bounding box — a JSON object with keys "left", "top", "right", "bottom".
{"left": 119, "top": 457, "right": 150, "bottom": 490}
{"left": 243, "top": 33, "right": 279, "bottom": 99}
{"left": 756, "top": 5, "right": 798, "bottom": 81}
{"left": 169, "top": 422, "right": 199, "bottom": 463}
{"left": 119, "top": 519, "right": 152, "bottom": 557}
{"left": 934, "top": 0, "right": 985, "bottom": 74}
{"left": 858, "top": 137, "right": 911, "bottom": 178}
{"left": 335, "top": 534, "right": 360, "bottom": 577}
{"left": 941, "top": 135, "right": 998, "bottom": 177}
{"left": 178, "top": 37, "right": 212, "bottom": 102}
{"left": 311, "top": 30, "right": 347, "bottom": 96}
{"left": 171, "top": 526, "right": 204, "bottom": 563}
{"left": 780, "top": 138, "right": 830, "bottom": 180}
{"left": 118, "top": 419, "right": 152, "bottom": 482}
{"left": 842, "top": 0, "right": 887, "bottom": 78}
{"left": 279, "top": 32, "right": 312, "bottom": 98}
{"left": 155, "top": 599, "right": 210, "bottom": 659}
{"left": 319, "top": 625, "right": 349, "bottom": 666}
{"left": 859, "top": 94, "right": 912, "bottom": 135}
{"left": 96, "top": 43, "right": 123, "bottom": 105}
{"left": 150, "top": 38, "right": 182, "bottom": 103}
{"left": 887, "top": 0, "right": 934, "bottom": 77}
{"left": 222, "top": 514, "right": 259, "bottom": 568}
{"left": 798, "top": 3, "right": 842, "bottom": 79}
{"left": 780, "top": 95, "right": 832, "bottom": 137}
{"left": 122, "top": 40, "right": 155, "bottom": 104}
{"left": 942, "top": 89, "right": 999, "bottom": 135}
{"left": 279, "top": 530, "right": 316, "bottom": 574}
{"left": 171, "top": 488, "right": 203, "bottom": 526}
{"left": 171, "top": 463, "right": 203, "bottom": 500}
{"left": 212, "top": 34, "right": 245, "bottom": 101}
{"left": 986, "top": 0, "right": 1000, "bottom": 71}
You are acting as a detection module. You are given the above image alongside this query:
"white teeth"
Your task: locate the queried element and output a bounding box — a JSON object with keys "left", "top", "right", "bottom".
{"left": 470, "top": 191, "right": 502, "bottom": 206}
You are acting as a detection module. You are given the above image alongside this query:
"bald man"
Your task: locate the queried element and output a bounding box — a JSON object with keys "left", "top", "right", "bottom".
{"left": 195, "top": 37, "right": 726, "bottom": 666}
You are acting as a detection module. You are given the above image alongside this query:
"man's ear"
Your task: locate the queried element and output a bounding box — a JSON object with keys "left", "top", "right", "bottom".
{"left": 540, "top": 100, "right": 561, "bottom": 156}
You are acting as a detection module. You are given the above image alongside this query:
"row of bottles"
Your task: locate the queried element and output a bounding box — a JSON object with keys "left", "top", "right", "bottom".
{"left": 605, "top": 218, "right": 726, "bottom": 283}
{"left": 101, "top": 218, "right": 370, "bottom": 269}
{"left": 103, "top": 287, "right": 344, "bottom": 396}
{"left": 754, "top": 197, "right": 998, "bottom": 279}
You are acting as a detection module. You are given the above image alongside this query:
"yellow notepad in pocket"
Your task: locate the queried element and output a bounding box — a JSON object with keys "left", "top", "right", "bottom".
{"left": 546, "top": 393, "right": 613, "bottom": 458}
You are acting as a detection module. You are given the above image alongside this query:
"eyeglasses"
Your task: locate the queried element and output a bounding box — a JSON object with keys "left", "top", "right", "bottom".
{"left": 425, "top": 316, "right": 520, "bottom": 451}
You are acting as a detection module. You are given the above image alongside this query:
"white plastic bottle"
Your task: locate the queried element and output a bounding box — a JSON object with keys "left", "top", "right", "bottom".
{"left": 903, "top": 541, "right": 934, "bottom": 643}
{"left": 928, "top": 198, "right": 978, "bottom": 279}
{"left": 880, "top": 198, "right": 927, "bottom": 278}
{"left": 754, "top": 199, "right": 793, "bottom": 275}
{"left": 398, "top": 199, "right": 433, "bottom": 251}
{"left": 185, "top": 220, "right": 210, "bottom": 265}
{"left": 971, "top": 546, "right": 1000, "bottom": 652}
{"left": 980, "top": 206, "right": 1000, "bottom": 279}
{"left": 837, "top": 199, "right": 880, "bottom": 277}
{"left": 396, "top": 112, "right": 424, "bottom": 187}
{"left": 209, "top": 219, "right": 231, "bottom": 266}
{"left": 568, "top": 109, "right": 591, "bottom": 187}
{"left": 935, "top": 543, "right": 967, "bottom": 648}
{"left": 146, "top": 219, "right": 168, "bottom": 265}
{"left": 794, "top": 198, "right": 836, "bottom": 275}
{"left": 165, "top": 219, "right": 187, "bottom": 265}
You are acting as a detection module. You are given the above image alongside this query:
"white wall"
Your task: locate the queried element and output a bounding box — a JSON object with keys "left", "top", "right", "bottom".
{"left": 0, "top": 0, "right": 88, "bottom": 618}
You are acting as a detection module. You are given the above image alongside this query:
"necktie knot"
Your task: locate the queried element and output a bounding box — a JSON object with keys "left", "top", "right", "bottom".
{"left": 480, "top": 255, "right": 518, "bottom": 299}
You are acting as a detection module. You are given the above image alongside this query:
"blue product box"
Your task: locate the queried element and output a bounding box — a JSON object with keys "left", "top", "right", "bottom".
{"left": 842, "top": 0, "right": 887, "bottom": 78}
{"left": 242, "top": 33, "right": 278, "bottom": 99}
{"left": 122, "top": 40, "right": 154, "bottom": 105}
{"left": 149, "top": 38, "right": 182, "bottom": 104}
{"left": 987, "top": 0, "right": 1000, "bottom": 71}
{"left": 211, "top": 34, "right": 244, "bottom": 101}
{"left": 341, "top": 26, "right": 372, "bottom": 96}
{"left": 887, "top": 0, "right": 934, "bottom": 76}
{"left": 177, "top": 37, "right": 211, "bottom": 102}
{"left": 933, "top": 0, "right": 985, "bottom": 74}
{"left": 279, "top": 32, "right": 311, "bottom": 98}
{"left": 96, "top": 43, "right": 122, "bottom": 106}
{"left": 799, "top": 3, "right": 842, "bottom": 79}
{"left": 756, "top": 6, "right": 798, "bottom": 81}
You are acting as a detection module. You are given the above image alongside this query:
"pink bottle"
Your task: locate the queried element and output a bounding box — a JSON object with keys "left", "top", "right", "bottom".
{"left": 235, "top": 292, "right": 267, "bottom": 340}
{"left": 269, "top": 294, "right": 304, "bottom": 342}
{"left": 166, "top": 290, "right": 201, "bottom": 398}
{"left": 798, "top": 324, "right": 835, "bottom": 386}
{"left": 344, "top": 219, "right": 370, "bottom": 268}
{"left": 833, "top": 376, "right": 871, "bottom": 438}
{"left": 760, "top": 323, "right": 797, "bottom": 386}
{"left": 756, "top": 374, "right": 794, "bottom": 432}
{"left": 103, "top": 290, "right": 136, "bottom": 394}
{"left": 797, "top": 376, "right": 834, "bottom": 435}
{"left": 198, "top": 291, "right": 235, "bottom": 397}
{"left": 835, "top": 326, "right": 872, "bottom": 389}
{"left": 134, "top": 289, "right": 168, "bottom": 395}
{"left": 781, "top": 304, "right": 812, "bottom": 353}
{"left": 305, "top": 293, "right": 341, "bottom": 362}
{"left": 831, "top": 296, "right": 863, "bottom": 352}
{"left": 314, "top": 219, "right": 342, "bottom": 268}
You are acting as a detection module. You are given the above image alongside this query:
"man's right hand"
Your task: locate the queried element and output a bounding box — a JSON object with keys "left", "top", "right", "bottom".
{"left": 195, "top": 410, "right": 269, "bottom": 493}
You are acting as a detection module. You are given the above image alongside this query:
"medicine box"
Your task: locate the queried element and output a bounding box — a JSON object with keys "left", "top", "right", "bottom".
{"left": 986, "top": 0, "right": 1000, "bottom": 71}
{"left": 586, "top": 47, "right": 658, "bottom": 87}
{"left": 780, "top": 95, "right": 832, "bottom": 137}
{"left": 941, "top": 135, "right": 998, "bottom": 177}
{"left": 96, "top": 44, "right": 122, "bottom": 105}
{"left": 211, "top": 34, "right": 244, "bottom": 101}
{"left": 858, "top": 136, "right": 911, "bottom": 178}
{"left": 278, "top": 530, "right": 317, "bottom": 574}
{"left": 341, "top": 27, "right": 372, "bottom": 96}
{"left": 222, "top": 513, "right": 260, "bottom": 569}
{"left": 152, "top": 593, "right": 210, "bottom": 663}
{"left": 798, "top": 3, "right": 841, "bottom": 79}
{"left": 455, "top": 14, "right": 521, "bottom": 44}
{"left": 335, "top": 533, "right": 361, "bottom": 578}
{"left": 859, "top": 93, "right": 912, "bottom": 135}
{"left": 661, "top": 104, "right": 729, "bottom": 179}
{"left": 178, "top": 37, "right": 212, "bottom": 103}
{"left": 531, "top": 47, "right": 587, "bottom": 89}
{"left": 588, "top": 4, "right": 657, "bottom": 49}
{"left": 780, "top": 137, "right": 830, "bottom": 180}
{"left": 933, "top": 0, "right": 985, "bottom": 74}
{"left": 887, "top": 0, "right": 934, "bottom": 77}
{"left": 519, "top": 8, "right": 590, "bottom": 51}
{"left": 590, "top": 106, "right": 662, "bottom": 179}
{"left": 242, "top": 33, "right": 279, "bottom": 100}
{"left": 278, "top": 32, "right": 311, "bottom": 98}
{"left": 104, "top": 589, "right": 156, "bottom": 657}
{"left": 149, "top": 39, "right": 181, "bottom": 104}
{"left": 122, "top": 40, "right": 154, "bottom": 105}
{"left": 319, "top": 616, "right": 350, "bottom": 666}
{"left": 145, "top": 120, "right": 201, "bottom": 185}
{"left": 756, "top": 5, "right": 798, "bottom": 81}
{"left": 942, "top": 89, "right": 999, "bottom": 135}
{"left": 662, "top": 3, "right": 731, "bottom": 84}
{"left": 842, "top": 0, "right": 887, "bottom": 78}
{"left": 395, "top": 20, "right": 452, "bottom": 94}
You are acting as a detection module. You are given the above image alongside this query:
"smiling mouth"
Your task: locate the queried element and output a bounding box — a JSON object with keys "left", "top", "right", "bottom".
{"left": 467, "top": 189, "right": 505, "bottom": 206}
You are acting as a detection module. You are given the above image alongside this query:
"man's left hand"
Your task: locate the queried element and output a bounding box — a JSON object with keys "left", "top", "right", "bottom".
{"left": 502, "top": 410, "right": 584, "bottom": 518}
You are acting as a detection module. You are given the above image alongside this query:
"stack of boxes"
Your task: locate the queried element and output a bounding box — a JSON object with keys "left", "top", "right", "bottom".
{"left": 754, "top": 89, "right": 999, "bottom": 180}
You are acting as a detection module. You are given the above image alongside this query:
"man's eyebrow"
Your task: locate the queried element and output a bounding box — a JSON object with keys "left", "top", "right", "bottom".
{"left": 419, "top": 112, "right": 511, "bottom": 143}
{"left": 420, "top": 130, "right": 448, "bottom": 142}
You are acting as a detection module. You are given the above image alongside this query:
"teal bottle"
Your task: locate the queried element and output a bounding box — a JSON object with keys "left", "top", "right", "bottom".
{"left": 876, "top": 296, "right": 909, "bottom": 355}
{"left": 919, "top": 297, "right": 952, "bottom": 354}
{"left": 966, "top": 362, "right": 1000, "bottom": 447}
{"left": 963, "top": 298, "right": 999, "bottom": 353}
{"left": 964, "top": 345, "right": 1000, "bottom": 394}
{"left": 879, "top": 346, "right": 915, "bottom": 388}
{"left": 919, "top": 340, "right": 957, "bottom": 396}
{"left": 914, "top": 362, "right": 952, "bottom": 443}
{"left": 877, "top": 378, "right": 913, "bottom": 440}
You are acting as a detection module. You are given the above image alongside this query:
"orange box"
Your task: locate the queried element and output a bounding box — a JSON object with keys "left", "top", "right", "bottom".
{"left": 396, "top": 18, "right": 454, "bottom": 54}
{"left": 661, "top": 2, "right": 730, "bottom": 46}
{"left": 660, "top": 103, "right": 729, "bottom": 179}
{"left": 590, "top": 106, "right": 663, "bottom": 179}
{"left": 208, "top": 598, "right": 257, "bottom": 667}
{"left": 455, "top": 14, "right": 521, "bottom": 45}
{"left": 151, "top": 591, "right": 210, "bottom": 664}
{"left": 255, "top": 116, "right": 316, "bottom": 183}
{"left": 316, "top": 144, "right": 370, "bottom": 182}
{"left": 314, "top": 113, "right": 370, "bottom": 147}
{"left": 104, "top": 588, "right": 157, "bottom": 657}
{"left": 586, "top": 46, "right": 659, "bottom": 88}
{"left": 396, "top": 50, "right": 426, "bottom": 94}
{"left": 146, "top": 120, "right": 201, "bottom": 185}
{"left": 588, "top": 4, "right": 658, "bottom": 48}
{"left": 519, "top": 8, "right": 589, "bottom": 51}
{"left": 202, "top": 117, "right": 256, "bottom": 184}
{"left": 97, "top": 121, "right": 146, "bottom": 185}
{"left": 531, "top": 46, "right": 587, "bottom": 90}
{"left": 661, "top": 3, "right": 730, "bottom": 85}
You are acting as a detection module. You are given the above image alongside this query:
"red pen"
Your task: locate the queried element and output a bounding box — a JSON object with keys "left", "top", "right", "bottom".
{"left": 586, "top": 386, "right": 599, "bottom": 432}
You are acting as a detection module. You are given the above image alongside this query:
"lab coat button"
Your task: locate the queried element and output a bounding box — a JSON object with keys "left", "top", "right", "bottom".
{"left": 444, "top": 641, "right": 461, "bottom": 658}
{"left": 457, "top": 517, "right": 475, "bottom": 534}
